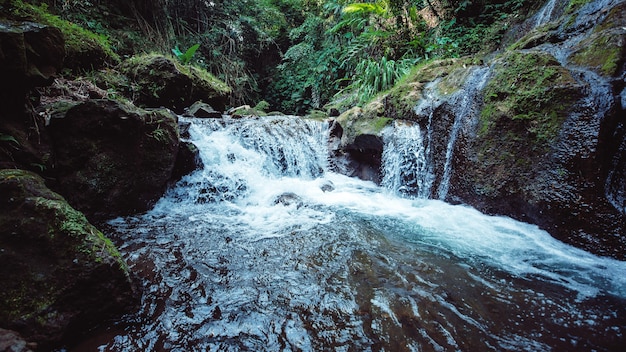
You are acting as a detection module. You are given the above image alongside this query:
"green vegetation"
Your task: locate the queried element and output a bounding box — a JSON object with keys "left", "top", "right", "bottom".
{"left": 172, "top": 44, "right": 200, "bottom": 65}
{"left": 480, "top": 51, "right": 581, "bottom": 143}
{"left": 1, "top": 0, "right": 552, "bottom": 112}
{"left": 1, "top": 0, "right": 119, "bottom": 71}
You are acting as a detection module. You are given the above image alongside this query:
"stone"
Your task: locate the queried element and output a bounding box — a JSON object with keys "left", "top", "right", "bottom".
{"left": 119, "top": 54, "right": 230, "bottom": 113}
{"left": 274, "top": 192, "right": 304, "bottom": 208}
{"left": 171, "top": 141, "right": 203, "bottom": 182}
{"left": 0, "top": 20, "right": 64, "bottom": 114}
{"left": 47, "top": 99, "right": 180, "bottom": 220}
{"left": 0, "top": 169, "right": 137, "bottom": 350}
{"left": 183, "top": 101, "right": 222, "bottom": 118}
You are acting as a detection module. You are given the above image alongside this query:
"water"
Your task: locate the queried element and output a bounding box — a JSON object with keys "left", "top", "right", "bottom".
{"left": 381, "top": 67, "right": 490, "bottom": 200}
{"left": 533, "top": 0, "right": 559, "bottom": 28}
{"left": 83, "top": 116, "right": 626, "bottom": 351}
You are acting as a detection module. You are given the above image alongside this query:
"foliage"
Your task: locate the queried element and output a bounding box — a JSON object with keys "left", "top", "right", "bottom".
{"left": 172, "top": 44, "right": 200, "bottom": 65}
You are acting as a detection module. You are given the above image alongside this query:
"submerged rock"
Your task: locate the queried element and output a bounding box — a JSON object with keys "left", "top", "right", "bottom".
{"left": 274, "top": 192, "right": 304, "bottom": 208}
{"left": 48, "top": 99, "right": 180, "bottom": 220}
{"left": 0, "top": 169, "right": 136, "bottom": 350}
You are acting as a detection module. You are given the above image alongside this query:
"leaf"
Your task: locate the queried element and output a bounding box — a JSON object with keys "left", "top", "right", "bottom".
{"left": 0, "top": 133, "right": 19, "bottom": 146}
{"left": 181, "top": 43, "right": 200, "bottom": 65}
{"left": 171, "top": 46, "right": 183, "bottom": 58}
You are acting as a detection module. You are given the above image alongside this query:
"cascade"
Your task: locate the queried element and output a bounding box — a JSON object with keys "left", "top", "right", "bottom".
{"left": 528, "top": 0, "right": 623, "bottom": 214}
{"left": 87, "top": 115, "right": 626, "bottom": 351}
{"left": 533, "top": 0, "right": 560, "bottom": 28}
{"left": 381, "top": 66, "right": 490, "bottom": 200}
{"left": 381, "top": 121, "right": 433, "bottom": 198}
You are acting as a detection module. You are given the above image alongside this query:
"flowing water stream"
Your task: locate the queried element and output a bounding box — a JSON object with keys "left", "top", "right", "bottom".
{"left": 82, "top": 116, "right": 626, "bottom": 351}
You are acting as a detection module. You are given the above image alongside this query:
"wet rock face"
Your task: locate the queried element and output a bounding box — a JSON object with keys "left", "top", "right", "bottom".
{"left": 48, "top": 99, "right": 180, "bottom": 220}
{"left": 447, "top": 3, "right": 626, "bottom": 259}
{"left": 0, "top": 21, "right": 65, "bottom": 114}
{"left": 0, "top": 169, "right": 137, "bottom": 350}
{"left": 343, "top": 134, "right": 384, "bottom": 183}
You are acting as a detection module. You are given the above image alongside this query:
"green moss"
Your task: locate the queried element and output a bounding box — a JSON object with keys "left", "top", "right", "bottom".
{"left": 480, "top": 51, "right": 580, "bottom": 143}
{"left": 3, "top": 0, "right": 119, "bottom": 68}
{"left": 566, "top": 0, "right": 593, "bottom": 14}
{"left": 382, "top": 58, "right": 470, "bottom": 120}
{"left": 371, "top": 117, "right": 393, "bottom": 132}
{"left": 570, "top": 33, "right": 623, "bottom": 76}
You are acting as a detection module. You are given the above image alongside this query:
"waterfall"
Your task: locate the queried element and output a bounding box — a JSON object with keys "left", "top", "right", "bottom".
{"left": 90, "top": 114, "right": 626, "bottom": 351}
{"left": 436, "top": 67, "right": 491, "bottom": 199}
{"left": 381, "top": 121, "right": 433, "bottom": 198}
{"left": 381, "top": 66, "right": 490, "bottom": 200}
{"left": 167, "top": 116, "right": 329, "bottom": 206}
{"left": 533, "top": 0, "right": 559, "bottom": 28}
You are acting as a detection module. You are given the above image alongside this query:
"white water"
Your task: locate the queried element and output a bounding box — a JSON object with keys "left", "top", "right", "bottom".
{"left": 382, "top": 67, "right": 490, "bottom": 200}
{"left": 89, "top": 116, "right": 626, "bottom": 352}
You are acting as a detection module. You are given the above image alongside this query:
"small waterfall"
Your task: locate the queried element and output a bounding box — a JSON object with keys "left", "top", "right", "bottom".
{"left": 533, "top": 0, "right": 559, "bottom": 28}
{"left": 169, "top": 116, "right": 329, "bottom": 205}
{"left": 381, "top": 79, "right": 438, "bottom": 198}
{"left": 436, "top": 67, "right": 491, "bottom": 199}
{"left": 381, "top": 66, "right": 490, "bottom": 200}
{"left": 381, "top": 121, "right": 434, "bottom": 198}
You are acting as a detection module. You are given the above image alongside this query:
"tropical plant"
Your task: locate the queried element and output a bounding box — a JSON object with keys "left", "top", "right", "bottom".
{"left": 172, "top": 44, "right": 200, "bottom": 65}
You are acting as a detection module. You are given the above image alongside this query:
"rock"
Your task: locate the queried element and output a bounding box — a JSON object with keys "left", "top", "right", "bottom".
{"left": 0, "top": 169, "right": 136, "bottom": 350}
{"left": 183, "top": 101, "right": 222, "bottom": 118}
{"left": 171, "top": 141, "right": 203, "bottom": 182}
{"left": 0, "top": 328, "right": 36, "bottom": 352}
{"left": 48, "top": 99, "right": 179, "bottom": 220}
{"left": 119, "top": 54, "right": 230, "bottom": 113}
{"left": 320, "top": 180, "right": 335, "bottom": 193}
{"left": 274, "top": 192, "right": 304, "bottom": 208}
{"left": 343, "top": 134, "right": 384, "bottom": 183}
{"left": 0, "top": 20, "right": 65, "bottom": 113}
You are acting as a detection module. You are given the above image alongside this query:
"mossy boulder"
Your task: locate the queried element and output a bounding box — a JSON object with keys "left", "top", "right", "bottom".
{"left": 119, "top": 54, "right": 231, "bottom": 113}
{"left": 48, "top": 99, "right": 180, "bottom": 220}
{"left": 446, "top": 50, "right": 626, "bottom": 258}
{"left": 0, "top": 20, "right": 65, "bottom": 115}
{"left": 0, "top": 169, "right": 136, "bottom": 350}
{"left": 0, "top": 0, "right": 118, "bottom": 72}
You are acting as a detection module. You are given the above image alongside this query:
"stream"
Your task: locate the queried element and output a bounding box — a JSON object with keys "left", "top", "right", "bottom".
{"left": 79, "top": 116, "right": 626, "bottom": 352}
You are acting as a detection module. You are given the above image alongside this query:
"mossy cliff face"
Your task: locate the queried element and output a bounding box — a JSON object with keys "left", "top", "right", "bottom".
{"left": 0, "top": 169, "right": 136, "bottom": 349}
{"left": 48, "top": 99, "right": 180, "bottom": 220}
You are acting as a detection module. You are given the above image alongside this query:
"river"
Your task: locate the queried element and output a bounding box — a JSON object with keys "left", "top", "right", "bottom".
{"left": 79, "top": 116, "right": 626, "bottom": 351}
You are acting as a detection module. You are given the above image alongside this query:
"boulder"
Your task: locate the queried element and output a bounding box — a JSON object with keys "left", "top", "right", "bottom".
{"left": 171, "top": 141, "right": 203, "bottom": 182}
{"left": 274, "top": 192, "right": 304, "bottom": 208}
{"left": 0, "top": 20, "right": 65, "bottom": 114}
{"left": 119, "top": 54, "right": 231, "bottom": 113}
{"left": 48, "top": 99, "right": 180, "bottom": 220}
{"left": 0, "top": 169, "right": 136, "bottom": 350}
{"left": 183, "top": 101, "right": 222, "bottom": 118}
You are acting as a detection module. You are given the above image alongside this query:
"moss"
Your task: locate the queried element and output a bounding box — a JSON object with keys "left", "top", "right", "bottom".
{"left": 566, "top": 0, "right": 593, "bottom": 14}
{"left": 3, "top": 0, "right": 119, "bottom": 70}
{"left": 570, "top": 32, "right": 624, "bottom": 76}
{"left": 480, "top": 51, "right": 580, "bottom": 143}
{"left": 382, "top": 58, "right": 471, "bottom": 120}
